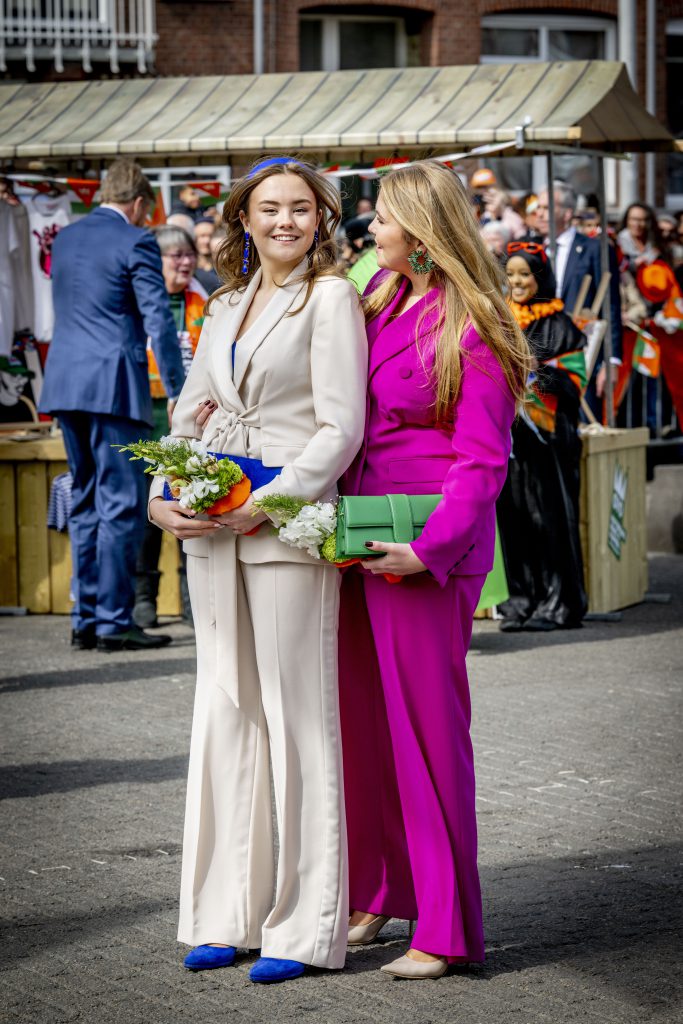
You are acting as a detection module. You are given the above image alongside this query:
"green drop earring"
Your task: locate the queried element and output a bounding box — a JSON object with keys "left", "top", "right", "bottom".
{"left": 408, "top": 247, "right": 435, "bottom": 275}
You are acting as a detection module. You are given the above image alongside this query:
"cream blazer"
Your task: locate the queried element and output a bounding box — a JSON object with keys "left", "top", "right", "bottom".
{"left": 151, "top": 260, "right": 368, "bottom": 704}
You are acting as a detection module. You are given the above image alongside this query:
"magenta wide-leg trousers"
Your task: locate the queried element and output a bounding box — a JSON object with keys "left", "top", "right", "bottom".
{"left": 339, "top": 569, "right": 486, "bottom": 963}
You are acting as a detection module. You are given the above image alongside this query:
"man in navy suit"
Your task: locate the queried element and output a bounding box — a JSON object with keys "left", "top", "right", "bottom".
{"left": 40, "top": 160, "right": 186, "bottom": 651}
{"left": 536, "top": 183, "right": 622, "bottom": 408}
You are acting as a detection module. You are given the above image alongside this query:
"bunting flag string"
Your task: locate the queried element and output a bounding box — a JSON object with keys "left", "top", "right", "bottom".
{"left": 16, "top": 179, "right": 55, "bottom": 195}
{"left": 67, "top": 179, "right": 100, "bottom": 206}
{"left": 192, "top": 181, "right": 222, "bottom": 198}
{"left": 321, "top": 141, "right": 518, "bottom": 178}
{"left": 14, "top": 175, "right": 101, "bottom": 206}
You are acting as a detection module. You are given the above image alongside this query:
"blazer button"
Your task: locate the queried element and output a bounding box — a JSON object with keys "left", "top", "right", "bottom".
{"left": 399, "top": 366, "right": 412, "bottom": 379}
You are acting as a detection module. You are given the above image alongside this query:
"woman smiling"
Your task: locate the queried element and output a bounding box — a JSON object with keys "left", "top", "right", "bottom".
{"left": 150, "top": 157, "right": 367, "bottom": 984}
{"left": 338, "top": 162, "right": 531, "bottom": 979}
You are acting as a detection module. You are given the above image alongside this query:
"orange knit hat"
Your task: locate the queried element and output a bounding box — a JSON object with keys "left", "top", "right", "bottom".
{"left": 470, "top": 167, "right": 497, "bottom": 190}
{"left": 636, "top": 260, "right": 679, "bottom": 304}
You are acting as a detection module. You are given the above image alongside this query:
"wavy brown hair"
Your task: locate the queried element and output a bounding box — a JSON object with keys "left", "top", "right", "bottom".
{"left": 208, "top": 157, "right": 343, "bottom": 313}
{"left": 364, "top": 161, "right": 532, "bottom": 419}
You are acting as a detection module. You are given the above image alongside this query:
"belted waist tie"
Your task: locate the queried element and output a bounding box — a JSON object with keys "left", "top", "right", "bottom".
{"left": 207, "top": 404, "right": 261, "bottom": 455}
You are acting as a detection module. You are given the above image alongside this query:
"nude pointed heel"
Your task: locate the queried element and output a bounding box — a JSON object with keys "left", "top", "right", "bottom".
{"left": 380, "top": 954, "right": 448, "bottom": 979}
{"left": 347, "top": 914, "right": 390, "bottom": 946}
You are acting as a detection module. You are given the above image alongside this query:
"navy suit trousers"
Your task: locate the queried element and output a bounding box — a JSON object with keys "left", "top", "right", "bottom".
{"left": 59, "top": 412, "right": 149, "bottom": 635}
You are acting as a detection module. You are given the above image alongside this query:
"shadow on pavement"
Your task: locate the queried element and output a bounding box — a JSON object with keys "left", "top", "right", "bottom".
{"left": 0, "top": 754, "right": 188, "bottom": 799}
{"left": 471, "top": 605, "right": 681, "bottom": 654}
{"left": 0, "top": 844, "right": 680, "bottom": 1015}
{"left": 0, "top": 657, "right": 197, "bottom": 694}
{"left": 477, "top": 843, "right": 681, "bottom": 1008}
{"left": 0, "top": 898, "right": 172, "bottom": 968}
{"left": 345, "top": 843, "right": 681, "bottom": 1010}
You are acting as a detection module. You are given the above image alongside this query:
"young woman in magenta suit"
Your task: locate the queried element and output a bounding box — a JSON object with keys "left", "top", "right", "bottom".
{"left": 338, "top": 161, "right": 531, "bottom": 978}
{"left": 150, "top": 159, "right": 367, "bottom": 983}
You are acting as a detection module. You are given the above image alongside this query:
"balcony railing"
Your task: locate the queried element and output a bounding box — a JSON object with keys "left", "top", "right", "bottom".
{"left": 0, "top": 0, "right": 156, "bottom": 73}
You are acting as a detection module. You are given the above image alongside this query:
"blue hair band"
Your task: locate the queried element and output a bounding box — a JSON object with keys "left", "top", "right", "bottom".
{"left": 247, "top": 156, "right": 303, "bottom": 178}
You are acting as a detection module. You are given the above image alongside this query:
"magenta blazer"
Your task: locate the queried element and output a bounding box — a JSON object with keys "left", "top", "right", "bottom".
{"left": 343, "top": 271, "right": 516, "bottom": 586}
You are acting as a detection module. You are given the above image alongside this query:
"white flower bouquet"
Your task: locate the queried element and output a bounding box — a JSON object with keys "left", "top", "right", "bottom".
{"left": 253, "top": 494, "right": 404, "bottom": 582}
{"left": 113, "top": 436, "right": 252, "bottom": 515}
{"left": 253, "top": 495, "right": 350, "bottom": 563}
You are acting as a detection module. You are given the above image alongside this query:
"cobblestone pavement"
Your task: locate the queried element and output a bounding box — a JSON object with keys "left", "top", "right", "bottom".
{"left": 1, "top": 554, "right": 681, "bottom": 1024}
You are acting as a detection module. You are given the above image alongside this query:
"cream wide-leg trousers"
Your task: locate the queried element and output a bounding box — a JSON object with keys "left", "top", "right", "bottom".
{"left": 178, "top": 555, "right": 348, "bottom": 969}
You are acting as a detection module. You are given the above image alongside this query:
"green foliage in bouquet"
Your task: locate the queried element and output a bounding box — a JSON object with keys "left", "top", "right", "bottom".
{"left": 113, "top": 437, "right": 245, "bottom": 513}
{"left": 253, "top": 494, "right": 345, "bottom": 562}
{"left": 253, "top": 494, "right": 310, "bottom": 521}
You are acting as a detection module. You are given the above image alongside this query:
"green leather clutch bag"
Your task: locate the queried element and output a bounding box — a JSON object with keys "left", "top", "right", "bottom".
{"left": 335, "top": 494, "right": 442, "bottom": 560}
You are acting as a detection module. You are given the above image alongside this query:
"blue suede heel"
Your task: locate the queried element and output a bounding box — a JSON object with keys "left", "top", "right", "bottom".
{"left": 249, "top": 957, "right": 305, "bottom": 983}
{"left": 183, "top": 945, "right": 237, "bottom": 970}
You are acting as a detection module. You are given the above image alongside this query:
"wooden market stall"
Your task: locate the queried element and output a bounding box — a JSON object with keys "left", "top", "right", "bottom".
{"left": 0, "top": 436, "right": 181, "bottom": 615}
{"left": 0, "top": 61, "right": 676, "bottom": 166}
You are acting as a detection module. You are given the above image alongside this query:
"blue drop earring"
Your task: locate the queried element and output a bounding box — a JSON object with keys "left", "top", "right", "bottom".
{"left": 313, "top": 229, "right": 319, "bottom": 247}
{"left": 241, "top": 230, "right": 250, "bottom": 275}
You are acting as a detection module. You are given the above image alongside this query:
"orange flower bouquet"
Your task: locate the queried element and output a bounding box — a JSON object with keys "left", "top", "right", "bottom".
{"left": 114, "top": 437, "right": 250, "bottom": 515}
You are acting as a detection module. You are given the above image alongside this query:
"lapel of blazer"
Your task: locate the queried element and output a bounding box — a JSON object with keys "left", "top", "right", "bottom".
{"left": 209, "top": 275, "right": 263, "bottom": 412}
{"left": 231, "top": 259, "right": 308, "bottom": 392}
{"left": 368, "top": 280, "right": 441, "bottom": 380}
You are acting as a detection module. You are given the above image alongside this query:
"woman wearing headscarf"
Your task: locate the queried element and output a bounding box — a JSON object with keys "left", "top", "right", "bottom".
{"left": 497, "top": 241, "right": 588, "bottom": 632}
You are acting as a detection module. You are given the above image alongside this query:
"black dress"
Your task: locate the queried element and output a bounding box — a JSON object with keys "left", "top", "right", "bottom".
{"left": 497, "top": 309, "right": 588, "bottom": 629}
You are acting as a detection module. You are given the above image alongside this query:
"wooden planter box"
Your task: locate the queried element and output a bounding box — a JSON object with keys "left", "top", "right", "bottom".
{"left": 0, "top": 437, "right": 181, "bottom": 615}
{"left": 0, "top": 427, "right": 650, "bottom": 619}
{"left": 579, "top": 427, "right": 649, "bottom": 613}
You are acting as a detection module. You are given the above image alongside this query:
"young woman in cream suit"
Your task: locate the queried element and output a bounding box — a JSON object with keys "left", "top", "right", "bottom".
{"left": 151, "top": 158, "right": 367, "bottom": 984}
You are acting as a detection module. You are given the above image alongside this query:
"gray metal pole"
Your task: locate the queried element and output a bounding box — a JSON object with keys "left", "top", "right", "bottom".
{"left": 645, "top": 0, "right": 656, "bottom": 207}
{"left": 618, "top": 0, "right": 639, "bottom": 208}
{"left": 253, "top": 0, "right": 264, "bottom": 75}
{"left": 546, "top": 152, "right": 556, "bottom": 272}
{"left": 596, "top": 157, "right": 615, "bottom": 427}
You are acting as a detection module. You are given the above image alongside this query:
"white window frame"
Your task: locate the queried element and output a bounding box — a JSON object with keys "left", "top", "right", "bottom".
{"left": 142, "top": 166, "right": 231, "bottom": 220}
{"left": 480, "top": 13, "right": 617, "bottom": 64}
{"left": 665, "top": 19, "right": 683, "bottom": 210}
{"left": 480, "top": 13, "right": 618, "bottom": 208}
{"left": 300, "top": 14, "right": 408, "bottom": 72}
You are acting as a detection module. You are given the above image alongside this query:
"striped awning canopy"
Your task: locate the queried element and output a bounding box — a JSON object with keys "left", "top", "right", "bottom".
{"left": 0, "top": 60, "right": 677, "bottom": 166}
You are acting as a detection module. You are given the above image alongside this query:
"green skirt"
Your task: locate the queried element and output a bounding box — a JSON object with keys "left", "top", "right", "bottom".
{"left": 476, "top": 523, "right": 508, "bottom": 612}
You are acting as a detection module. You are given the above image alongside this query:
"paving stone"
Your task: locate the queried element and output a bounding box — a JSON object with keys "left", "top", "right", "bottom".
{"left": 1, "top": 553, "right": 681, "bottom": 1024}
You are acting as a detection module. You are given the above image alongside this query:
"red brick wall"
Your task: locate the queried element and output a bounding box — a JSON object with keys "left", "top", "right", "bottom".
{"left": 148, "top": 0, "right": 682, "bottom": 204}
{"left": 154, "top": 0, "right": 255, "bottom": 76}
{"left": 480, "top": 0, "right": 617, "bottom": 14}
{"left": 152, "top": 0, "right": 483, "bottom": 75}
{"left": 290, "top": 1, "right": 481, "bottom": 68}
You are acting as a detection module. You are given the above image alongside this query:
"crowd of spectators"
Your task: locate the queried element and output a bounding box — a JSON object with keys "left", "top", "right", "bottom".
{"left": 29, "top": 159, "right": 681, "bottom": 639}
{"left": 335, "top": 166, "right": 683, "bottom": 437}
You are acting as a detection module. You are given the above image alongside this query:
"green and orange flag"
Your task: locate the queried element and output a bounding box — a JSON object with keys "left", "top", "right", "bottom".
{"left": 633, "top": 329, "right": 661, "bottom": 378}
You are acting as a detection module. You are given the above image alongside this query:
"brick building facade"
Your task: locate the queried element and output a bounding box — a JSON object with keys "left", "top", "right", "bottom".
{"left": 2, "top": 0, "right": 682, "bottom": 205}
{"left": 153, "top": 0, "right": 682, "bottom": 207}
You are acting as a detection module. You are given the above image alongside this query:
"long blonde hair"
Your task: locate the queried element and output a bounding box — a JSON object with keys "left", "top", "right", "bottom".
{"left": 364, "top": 161, "right": 532, "bottom": 419}
{"left": 208, "top": 157, "right": 343, "bottom": 313}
